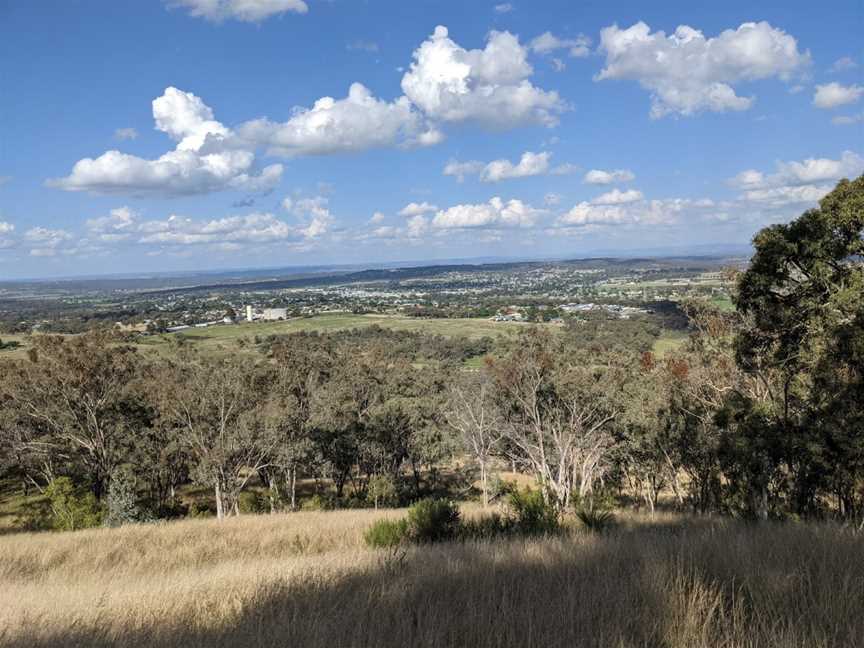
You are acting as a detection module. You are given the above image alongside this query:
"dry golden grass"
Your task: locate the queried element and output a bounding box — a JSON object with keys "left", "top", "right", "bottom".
{"left": 0, "top": 508, "right": 861, "bottom": 648}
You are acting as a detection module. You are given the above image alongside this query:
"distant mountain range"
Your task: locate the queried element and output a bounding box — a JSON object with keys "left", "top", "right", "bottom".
{"left": 0, "top": 243, "right": 753, "bottom": 292}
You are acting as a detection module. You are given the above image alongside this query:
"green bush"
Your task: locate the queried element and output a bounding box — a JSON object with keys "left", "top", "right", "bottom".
{"left": 459, "top": 512, "right": 512, "bottom": 540}
{"left": 508, "top": 488, "right": 559, "bottom": 536}
{"left": 302, "top": 493, "right": 337, "bottom": 511}
{"left": 407, "top": 498, "right": 461, "bottom": 543}
{"left": 188, "top": 501, "right": 214, "bottom": 518}
{"left": 367, "top": 474, "right": 398, "bottom": 509}
{"left": 44, "top": 477, "right": 102, "bottom": 531}
{"left": 238, "top": 490, "right": 266, "bottom": 514}
{"left": 487, "top": 475, "right": 515, "bottom": 502}
{"left": 364, "top": 518, "right": 410, "bottom": 548}
{"left": 576, "top": 505, "right": 615, "bottom": 532}
{"left": 104, "top": 467, "right": 146, "bottom": 527}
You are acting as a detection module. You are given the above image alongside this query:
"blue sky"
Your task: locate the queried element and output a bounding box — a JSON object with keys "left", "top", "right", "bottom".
{"left": 1, "top": 0, "right": 862, "bottom": 278}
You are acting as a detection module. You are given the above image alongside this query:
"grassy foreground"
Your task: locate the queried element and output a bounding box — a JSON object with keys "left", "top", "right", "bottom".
{"left": 1, "top": 509, "right": 861, "bottom": 648}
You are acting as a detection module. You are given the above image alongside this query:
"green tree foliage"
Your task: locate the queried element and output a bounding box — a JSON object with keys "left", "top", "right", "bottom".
{"left": 367, "top": 473, "right": 398, "bottom": 509}
{"left": 43, "top": 477, "right": 102, "bottom": 531}
{"left": 3, "top": 333, "right": 143, "bottom": 499}
{"left": 487, "top": 329, "right": 628, "bottom": 511}
{"left": 364, "top": 517, "right": 409, "bottom": 548}
{"left": 506, "top": 487, "right": 560, "bottom": 535}
{"left": 150, "top": 351, "right": 275, "bottom": 519}
{"left": 405, "top": 498, "right": 461, "bottom": 543}
{"left": 728, "top": 175, "right": 864, "bottom": 518}
{"left": 104, "top": 466, "right": 145, "bottom": 527}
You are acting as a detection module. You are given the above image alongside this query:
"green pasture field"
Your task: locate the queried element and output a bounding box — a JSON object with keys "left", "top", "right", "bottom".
{"left": 652, "top": 330, "right": 688, "bottom": 357}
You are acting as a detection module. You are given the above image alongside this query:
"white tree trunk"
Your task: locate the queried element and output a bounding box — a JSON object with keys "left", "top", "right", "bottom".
{"left": 215, "top": 480, "right": 224, "bottom": 520}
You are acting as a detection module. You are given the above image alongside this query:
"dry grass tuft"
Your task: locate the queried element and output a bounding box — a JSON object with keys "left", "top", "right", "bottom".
{"left": 1, "top": 509, "right": 861, "bottom": 648}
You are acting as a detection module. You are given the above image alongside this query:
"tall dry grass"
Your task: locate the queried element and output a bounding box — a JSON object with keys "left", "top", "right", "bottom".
{"left": 0, "top": 509, "right": 861, "bottom": 648}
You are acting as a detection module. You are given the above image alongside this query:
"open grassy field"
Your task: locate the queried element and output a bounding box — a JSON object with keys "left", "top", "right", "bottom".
{"left": 1, "top": 316, "right": 690, "bottom": 365}
{"left": 165, "top": 313, "right": 527, "bottom": 341}
{"left": 0, "top": 315, "right": 533, "bottom": 363}
{"left": 1, "top": 508, "right": 860, "bottom": 648}
{"left": 652, "top": 330, "right": 689, "bottom": 357}
{"left": 0, "top": 333, "right": 29, "bottom": 361}
{"left": 133, "top": 313, "right": 539, "bottom": 357}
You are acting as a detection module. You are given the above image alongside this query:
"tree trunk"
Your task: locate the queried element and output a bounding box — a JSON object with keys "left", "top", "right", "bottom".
{"left": 268, "top": 476, "right": 278, "bottom": 514}
{"left": 480, "top": 460, "right": 489, "bottom": 508}
{"left": 215, "top": 480, "right": 224, "bottom": 520}
{"left": 290, "top": 467, "right": 297, "bottom": 511}
{"left": 411, "top": 459, "right": 421, "bottom": 497}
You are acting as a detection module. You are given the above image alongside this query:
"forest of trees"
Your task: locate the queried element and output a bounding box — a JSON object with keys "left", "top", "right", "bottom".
{"left": 1, "top": 176, "right": 861, "bottom": 528}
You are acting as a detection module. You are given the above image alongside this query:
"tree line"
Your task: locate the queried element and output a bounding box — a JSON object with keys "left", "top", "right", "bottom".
{"left": 0, "top": 176, "right": 861, "bottom": 527}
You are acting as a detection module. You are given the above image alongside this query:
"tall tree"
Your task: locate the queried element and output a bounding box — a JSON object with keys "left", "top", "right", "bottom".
{"left": 487, "top": 329, "right": 626, "bottom": 512}
{"left": 445, "top": 372, "right": 503, "bottom": 507}
{"left": 264, "top": 335, "right": 333, "bottom": 510}
{"left": 4, "top": 333, "right": 141, "bottom": 498}
{"left": 732, "top": 174, "right": 864, "bottom": 518}
{"left": 151, "top": 352, "right": 273, "bottom": 519}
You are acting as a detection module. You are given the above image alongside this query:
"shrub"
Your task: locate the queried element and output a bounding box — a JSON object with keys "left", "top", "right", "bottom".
{"left": 238, "top": 490, "right": 266, "bottom": 514}
{"left": 188, "top": 501, "right": 213, "bottom": 518}
{"left": 44, "top": 477, "right": 102, "bottom": 531}
{"left": 367, "top": 474, "right": 398, "bottom": 509}
{"left": 508, "top": 488, "right": 559, "bottom": 536}
{"left": 407, "top": 498, "right": 461, "bottom": 543}
{"left": 460, "top": 512, "right": 512, "bottom": 540}
{"left": 104, "top": 467, "right": 145, "bottom": 527}
{"left": 364, "top": 518, "right": 410, "bottom": 548}
{"left": 302, "top": 493, "right": 337, "bottom": 511}
{"left": 576, "top": 505, "right": 615, "bottom": 533}
{"left": 487, "top": 475, "right": 515, "bottom": 502}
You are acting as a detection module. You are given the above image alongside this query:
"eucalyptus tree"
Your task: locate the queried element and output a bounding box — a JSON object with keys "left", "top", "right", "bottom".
{"left": 3, "top": 333, "right": 142, "bottom": 498}
{"left": 265, "top": 334, "right": 334, "bottom": 510}
{"left": 487, "top": 329, "right": 628, "bottom": 512}
{"left": 151, "top": 351, "right": 275, "bottom": 519}
{"left": 731, "top": 174, "right": 864, "bottom": 518}
{"left": 445, "top": 371, "right": 503, "bottom": 507}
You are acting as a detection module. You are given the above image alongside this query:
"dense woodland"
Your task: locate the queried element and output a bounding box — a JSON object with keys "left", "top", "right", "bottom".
{"left": 1, "top": 177, "right": 862, "bottom": 529}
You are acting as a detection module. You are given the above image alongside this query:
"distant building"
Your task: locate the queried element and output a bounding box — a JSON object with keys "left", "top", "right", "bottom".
{"left": 261, "top": 308, "right": 288, "bottom": 321}
{"left": 245, "top": 305, "right": 253, "bottom": 322}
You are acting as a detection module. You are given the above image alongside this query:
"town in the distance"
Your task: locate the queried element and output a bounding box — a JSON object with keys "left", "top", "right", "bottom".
{"left": 0, "top": 255, "right": 738, "bottom": 355}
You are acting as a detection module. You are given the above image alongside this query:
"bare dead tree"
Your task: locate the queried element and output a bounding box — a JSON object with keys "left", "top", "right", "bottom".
{"left": 445, "top": 373, "right": 503, "bottom": 507}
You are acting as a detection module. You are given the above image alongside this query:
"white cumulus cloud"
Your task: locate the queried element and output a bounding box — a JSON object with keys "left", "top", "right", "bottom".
{"left": 399, "top": 202, "right": 438, "bottom": 216}
{"left": 529, "top": 32, "right": 591, "bottom": 58}
{"left": 168, "top": 0, "right": 308, "bottom": 23}
{"left": 583, "top": 168, "right": 635, "bottom": 185}
{"left": 597, "top": 21, "right": 810, "bottom": 118}
{"left": 432, "top": 197, "right": 541, "bottom": 229}
{"left": 443, "top": 160, "right": 484, "bottom": 182}
{"left": 731, "top": 151, "right": 864, "bottom": 207}
{"left": 82, "top": 202, "right": 329, "bottom": 251}
{"left": 235, "top": 83, "right": 439, "bottom": 156}
{"left": 401, "top": 26, "right": 565, "bottom": 128}
{"left": 813, "top": 82, "right": 863, "bottom": 109}
{"left": 444, "top": 151, "right": 576, "bottom": 183}
{"left": 481, "top": 151, "right": 551, "bottom": 182}
{"left": 559, "top": 197, "right": 708, "bottom": 228}
{"left": 591, "top": 188, "right": 643, "bottom": 205}
{"left": 50, "top": 87, "right": 283, "bottom": 197}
